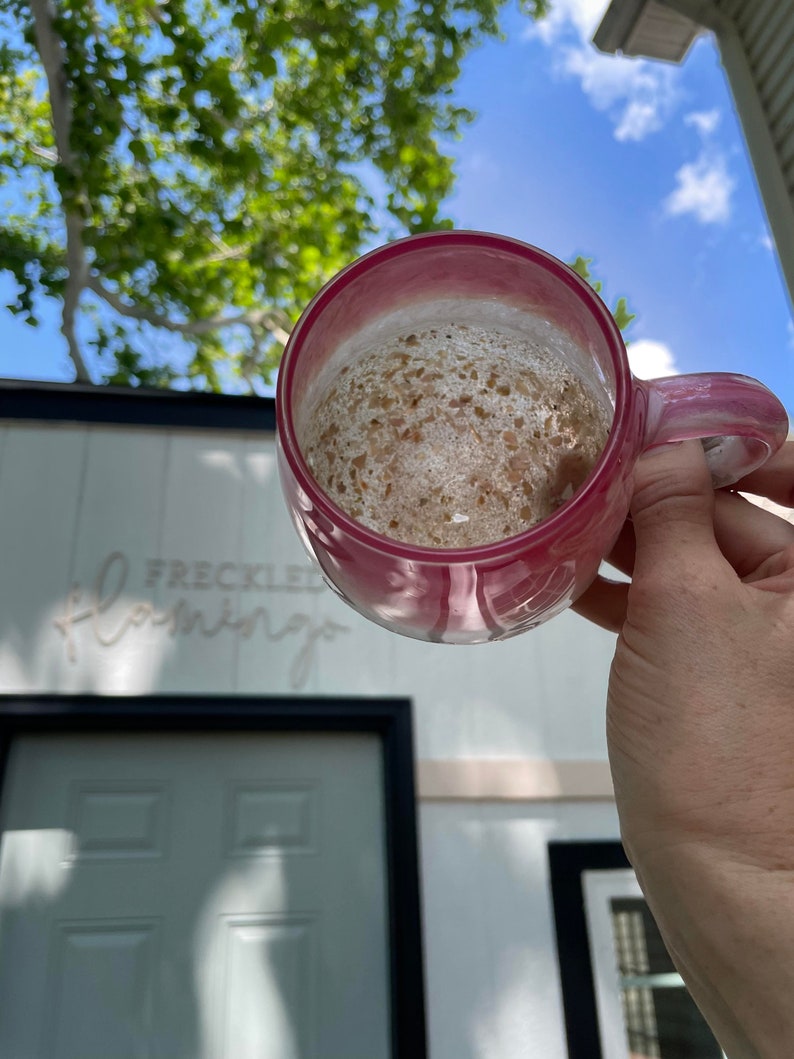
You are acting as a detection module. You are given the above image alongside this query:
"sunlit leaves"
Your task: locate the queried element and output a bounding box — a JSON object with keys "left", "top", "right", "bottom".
{"left": 569, "top": 255, "right": 635, "bottom": 335}
{"left": 1, "top": 0, "right": 547, "bottom": 389}
{"left": 612, "top": 296, "right": 636, "bottom": 334}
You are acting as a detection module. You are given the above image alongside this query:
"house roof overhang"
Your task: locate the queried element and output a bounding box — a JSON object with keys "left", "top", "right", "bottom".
{"left": 593, "top": 0, "right": 704, "bottom": 63}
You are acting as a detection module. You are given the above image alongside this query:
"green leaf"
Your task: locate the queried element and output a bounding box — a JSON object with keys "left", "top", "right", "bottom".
{"left": 2, "top": 0, "right": 549, "bottom": 389}
{"left": 612, "top": 296, "right": 636, "bottom": 334}
{"left": 256, "top": 54, "right": 278, "bottom": 79}
{"left": 129, "top": 139, "right": 147, "bottom": 164}
{"left": 569, "top": 255, "right": 592, "bottom": 283}
{"left": 569, "top": 258, "right": 637, "bottom": 334}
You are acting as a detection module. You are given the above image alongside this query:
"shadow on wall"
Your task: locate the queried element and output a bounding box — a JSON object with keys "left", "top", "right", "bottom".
{"left": 0, "top": 426, "right": 353, "bottom": 697}
{"left": 420, "top": 798, "right": 621, "bottom": 1059}
{"left": 0, "top": 730, "right": 391, "bottom": 1058}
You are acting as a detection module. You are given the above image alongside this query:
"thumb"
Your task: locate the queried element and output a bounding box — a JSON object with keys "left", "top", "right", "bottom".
{"left": 630, "top": 439, "right": 721, "bottom": 581}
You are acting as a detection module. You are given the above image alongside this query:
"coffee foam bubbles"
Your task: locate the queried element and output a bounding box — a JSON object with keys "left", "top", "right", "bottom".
{"left": 299, "top": 302, "right": 613, "bottom": 549}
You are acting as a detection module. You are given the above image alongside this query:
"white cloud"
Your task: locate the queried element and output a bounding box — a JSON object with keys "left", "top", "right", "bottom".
{"left": 684, "top": 109, "right": 721, "bottom": 136}
{"left": 529, "top": 0, "right": 608, "bottom": 44}
{"left": 664, "top": 152, "right": 735, "bottom": 224}
{"left": 526, "top": 0, "right": 680, "bottom": 141}
{"left": 627, "top": 339, "right": 679, "bottom": 379}
{"left": 614, "top": 99, "right": 664, "bottom": 142}
{"left": 759, "top": 228, "right": 775, "bottom": 252}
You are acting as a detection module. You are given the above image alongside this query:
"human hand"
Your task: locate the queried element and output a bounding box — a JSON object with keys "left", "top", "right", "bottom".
{"left": 573, "top": 438, "right": 794, "bottom": 1058}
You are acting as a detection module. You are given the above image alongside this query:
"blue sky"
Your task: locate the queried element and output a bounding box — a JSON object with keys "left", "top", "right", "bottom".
{"left": 1, "top": 0, "right": 793, "bottom": 416}
{"left": 445, "top": 0, "right": 794, "bottom": 414}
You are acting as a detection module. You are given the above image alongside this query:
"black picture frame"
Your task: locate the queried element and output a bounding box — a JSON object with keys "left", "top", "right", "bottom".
{"left": 0, "top": 692, "right": 427, "bottom": 1059}
{"left": 548, "top": 839, "right": 630, "bottom": 1059}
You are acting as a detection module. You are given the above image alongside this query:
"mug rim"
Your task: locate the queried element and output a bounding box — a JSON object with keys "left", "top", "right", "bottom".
{"left": 276, "top": 229, "right": 634, "bottom": 562}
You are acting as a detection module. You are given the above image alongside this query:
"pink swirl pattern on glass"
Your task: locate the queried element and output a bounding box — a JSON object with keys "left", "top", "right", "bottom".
{"left": 277, "top": 231, "right": 789, "bottom": 643}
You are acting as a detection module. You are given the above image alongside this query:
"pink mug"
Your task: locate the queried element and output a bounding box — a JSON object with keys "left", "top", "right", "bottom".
{"left": 276, "top": 231, "right": 788, "bottom": 643}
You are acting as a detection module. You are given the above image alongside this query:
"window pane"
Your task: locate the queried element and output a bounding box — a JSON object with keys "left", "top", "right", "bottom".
{"left": 610, "top": 898, "right": 722, "bottom": 1059}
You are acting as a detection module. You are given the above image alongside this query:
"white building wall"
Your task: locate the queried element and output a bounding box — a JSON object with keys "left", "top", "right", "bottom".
{"left": 421, "top": 800, "right": 620, "bottom": 1059}
{"left": 0, "top": 420, "right": 622, "bottom": 1059}
{"left": 0, "top": 421, "right": 617, "bottom": 759}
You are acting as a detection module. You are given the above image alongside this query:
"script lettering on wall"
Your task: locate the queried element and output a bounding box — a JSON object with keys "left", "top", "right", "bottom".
{"left": 53, "top": 552, "right": 350, "bottom": 689}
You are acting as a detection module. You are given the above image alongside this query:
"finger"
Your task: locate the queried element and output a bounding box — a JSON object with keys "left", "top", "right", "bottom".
{"left": 630, "top": 440, "right": 725, "bottom": 582}
{"left": 731, "top": 437, "right": 794, "bottom": 508}
{"left": 743, "top": 552, "right": 794, "bottom": 590}
{"left": 571, "top": 574, "right": 629, "bottom": 632}
{"left": 713, "top": 490, "right": 794, "bottom": 578}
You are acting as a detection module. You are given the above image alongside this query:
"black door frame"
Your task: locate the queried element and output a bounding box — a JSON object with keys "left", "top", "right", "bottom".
{"left": 0, "top": 692, "right": 427, "bottom": 1058}
{"left": 548, "top": 839, "right": 630, "bottom": 1059}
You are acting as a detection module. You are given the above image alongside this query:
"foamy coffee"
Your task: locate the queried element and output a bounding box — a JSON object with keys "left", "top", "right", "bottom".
{"left": 301, "top": 304, "right": 612, "bottom": 549}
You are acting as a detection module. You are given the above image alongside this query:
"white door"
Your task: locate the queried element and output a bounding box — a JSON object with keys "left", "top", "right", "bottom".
{"left": 0, "top": 731, "right": 391, "bottom": 1059}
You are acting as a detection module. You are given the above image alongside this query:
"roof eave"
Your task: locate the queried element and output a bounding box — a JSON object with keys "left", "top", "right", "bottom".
{"left": 593, "top": 0, "right": 703, "bottom": 64}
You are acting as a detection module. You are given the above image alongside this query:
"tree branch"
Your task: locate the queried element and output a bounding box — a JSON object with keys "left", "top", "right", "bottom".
{"left": 86, "top": 275, "right": 291, "bottom": 346}
{"left": 28, "top": 0, "right": 92, "bottom": 383}
{"left": 29, "top": 144, "right": 58, "bottom": 163}
{"left": 204, "top": 232, "right": 250, "bottom": 265}
{"left": 63, "top": 213, "right": 91, "bottom": 381}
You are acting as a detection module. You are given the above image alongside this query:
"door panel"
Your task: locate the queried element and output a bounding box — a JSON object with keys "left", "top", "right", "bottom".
{"left": 0, "top": 732, "right": 390, "bottom": 1059}
{"left": 218, "top": 914, "right": 316, "bottom": 1059}
{"left": 45, "top": 920, "right": 159, "bottom": 1059}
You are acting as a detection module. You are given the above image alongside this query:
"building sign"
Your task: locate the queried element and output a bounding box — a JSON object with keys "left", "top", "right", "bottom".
{"left": 53, "top": 551, "right": 350, "bottom": 689}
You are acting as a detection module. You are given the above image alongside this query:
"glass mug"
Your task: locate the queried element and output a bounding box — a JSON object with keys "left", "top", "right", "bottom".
{"left": 276, "top": 231, "right": 788, "bottom": 643}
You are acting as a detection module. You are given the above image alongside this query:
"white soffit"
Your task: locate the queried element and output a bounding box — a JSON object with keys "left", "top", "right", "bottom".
{"left": 594, "top": 0, "right": 704, "bottom": 62}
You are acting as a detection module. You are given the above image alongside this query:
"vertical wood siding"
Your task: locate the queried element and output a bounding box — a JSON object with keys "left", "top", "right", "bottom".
{"left": 718, "top": 0, "right": 794, "bottom": 200}
{"left": 0, "top": 418, "right": 624, "bottom": 1059}
{"left": 716, "top": 0, "right": 746, "bottom": 20}
{"left": 0, "top": 422, "right": 617, "bottom": 759}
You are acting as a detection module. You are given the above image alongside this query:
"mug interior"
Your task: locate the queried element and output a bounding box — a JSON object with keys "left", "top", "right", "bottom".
{"left": 279, "top": 232, "right": 630, "bottom": 555}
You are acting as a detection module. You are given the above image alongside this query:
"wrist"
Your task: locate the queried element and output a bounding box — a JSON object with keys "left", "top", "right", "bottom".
{"left": 629, "top": 838, "right": 794, "bottom": 1059}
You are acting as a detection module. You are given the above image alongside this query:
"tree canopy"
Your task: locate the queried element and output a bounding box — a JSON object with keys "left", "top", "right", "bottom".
{"left": 0, "top": 0, "right": 549, "bottom": 391}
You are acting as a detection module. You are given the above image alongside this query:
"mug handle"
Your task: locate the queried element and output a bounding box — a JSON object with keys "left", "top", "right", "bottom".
{"left": 639, "top": 373, "right": 789, "bottom": 487}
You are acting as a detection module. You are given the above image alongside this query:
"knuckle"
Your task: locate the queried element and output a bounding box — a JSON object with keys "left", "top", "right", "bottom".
{"left": 631, "top": 485, "right": 713, "bottom": 535}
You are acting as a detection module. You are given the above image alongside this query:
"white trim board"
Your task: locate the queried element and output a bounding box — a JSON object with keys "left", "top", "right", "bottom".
{"left": 416, "top": 758, "right": 614, "bottom": 801}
